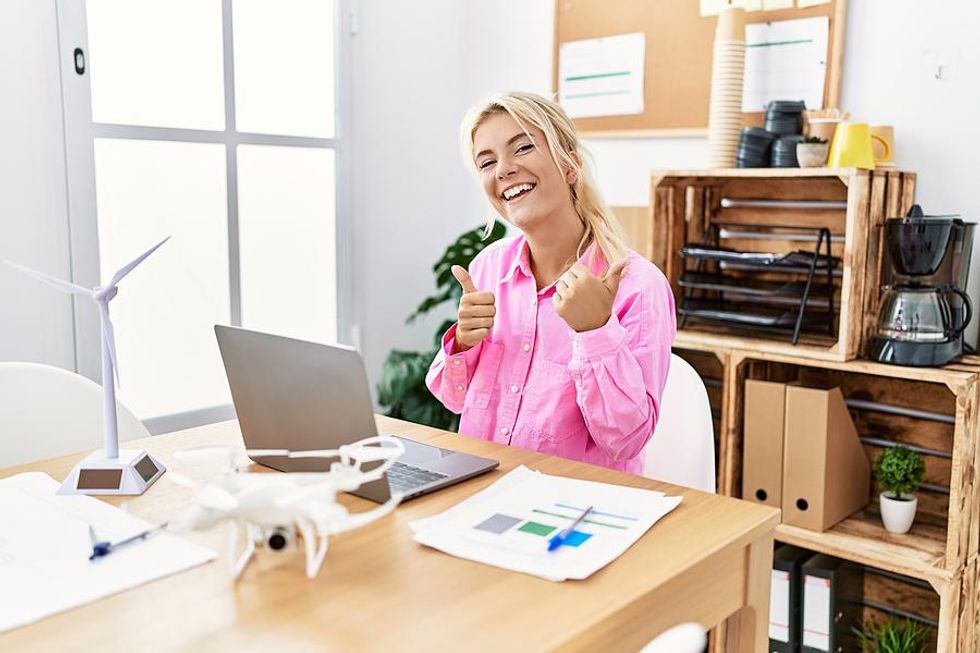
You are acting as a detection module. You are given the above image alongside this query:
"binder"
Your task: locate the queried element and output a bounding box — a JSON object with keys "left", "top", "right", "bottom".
{"left": 742, "top": 379, "right": 787, "bottom": 509}
{"left": 769, "top": 545, "right": 813, "bottom": 652}
{"left": 782, "top": 386, "right": 871, "bottom": 532}
{"left": 801, "top": 554, "right": 864, "bottom": 653}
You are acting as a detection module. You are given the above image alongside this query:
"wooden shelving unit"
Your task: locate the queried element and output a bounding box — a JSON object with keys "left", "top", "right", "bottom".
{"left": 648, "top": 169, "right": 979, "bottom": 652}
{"left": 651, "top": 167, "right": 917, "bottom": 362}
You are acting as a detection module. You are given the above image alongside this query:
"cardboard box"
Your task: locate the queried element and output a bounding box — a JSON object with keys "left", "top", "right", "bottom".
{"left": 742, "top": 379, "right": 787, "bottom": 509}
{"left": 782, "top": 386, "right": 871, "bottom": 532}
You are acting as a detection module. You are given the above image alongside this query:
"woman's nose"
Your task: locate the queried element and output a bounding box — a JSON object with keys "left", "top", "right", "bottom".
{"left": 496, "top": 156, "right": 518, "bottom": 180}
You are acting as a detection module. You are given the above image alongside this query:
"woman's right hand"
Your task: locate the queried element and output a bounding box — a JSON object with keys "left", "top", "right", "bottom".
{"left": 451, "top": 265, "right": 495, "bottom": 351}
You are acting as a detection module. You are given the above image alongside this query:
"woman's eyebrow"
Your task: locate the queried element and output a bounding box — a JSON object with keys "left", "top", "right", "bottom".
{"left": 475, "top": 132, "right": 531, "bottom": 160}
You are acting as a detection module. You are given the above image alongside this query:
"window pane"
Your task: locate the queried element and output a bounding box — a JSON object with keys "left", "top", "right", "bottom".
{"left": 93, "top": 138, "right": 231, "bottom": 420}
{"left": 87, "top": 0, "right": 225, "bottom": 130}
{"left": 238, "top": 144, "right": 336, "bottom": 343}
{"left": 232, "top": 0, "right": 336, "bottom": 137}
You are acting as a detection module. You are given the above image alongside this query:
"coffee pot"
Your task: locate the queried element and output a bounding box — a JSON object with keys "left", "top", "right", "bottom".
{"left": 869, "top": 205, "right": 975, "bottom": 366}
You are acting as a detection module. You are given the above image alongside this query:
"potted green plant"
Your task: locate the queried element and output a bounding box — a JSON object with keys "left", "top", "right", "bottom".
{"left": 377, "top": 220, "right": 507, "bottom": 430}
{"left": 797, "top": 135, "right": 830, "bottom": 168}
{"left": 854, "top": 617, "right": 930, "bottom": 653}
{"left": 875, "top": 445, "right": 925, "bottom": 534}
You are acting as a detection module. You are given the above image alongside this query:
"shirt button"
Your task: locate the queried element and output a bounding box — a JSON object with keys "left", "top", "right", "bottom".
{"left": 452, "top": 360, "right": 461, "bottom": 366}
{"left": 510, "top": 385, "right": 519, "bottom": 393}
{"left": 500, "top": 427, "right": 509, "bottom": 435}
{"left": 456, "top": 384, "right": 464, "bottom": 391}
{"left": 522, "top": 343, "right": 530, "bottom": 352}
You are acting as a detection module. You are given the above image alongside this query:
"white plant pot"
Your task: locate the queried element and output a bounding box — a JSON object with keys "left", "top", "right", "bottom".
{"left": 880, "top": 492, "right": 917, "bottom": 534}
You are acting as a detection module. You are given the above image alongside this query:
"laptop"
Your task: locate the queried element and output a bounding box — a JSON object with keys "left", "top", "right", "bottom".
{"left": 214, "top": 325, "right": 498, "bottom": 502}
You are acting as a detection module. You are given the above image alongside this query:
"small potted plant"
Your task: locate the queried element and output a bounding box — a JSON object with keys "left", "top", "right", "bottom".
{"left": 797, "top": 135, "right": 830, "bottom": 167}
{"left": 854, "top": 617, "right": 930, "bottom": 653}
{"left": 875, "top": 445, "right": 925, "bottom": 534}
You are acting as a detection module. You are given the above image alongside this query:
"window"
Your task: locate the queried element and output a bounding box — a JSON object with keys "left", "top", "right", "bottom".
{"left": 58, "top": 0, "right": 350, "bottom": 431}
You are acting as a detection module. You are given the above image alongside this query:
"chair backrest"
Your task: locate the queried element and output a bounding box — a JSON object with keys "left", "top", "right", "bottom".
{"left": 644, "top": 353, "right": 716, "bottom": 493}
{"left": 639, "top": 622, "right": 707, "bottom": 653}
{"left": 0, "top": 362, "right": 149, "bottom": 468}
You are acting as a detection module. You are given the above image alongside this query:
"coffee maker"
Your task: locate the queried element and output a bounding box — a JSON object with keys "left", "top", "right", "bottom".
{"left": 870, "top": 205, "right": 975, "bottom": 366}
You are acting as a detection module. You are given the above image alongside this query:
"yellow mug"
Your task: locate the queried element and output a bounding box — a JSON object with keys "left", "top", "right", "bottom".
{"left": 870, "top": 124, "right": 895, "bottom": 166}
{"left": 828, "top": 122, "right": 891, "bottom": 170}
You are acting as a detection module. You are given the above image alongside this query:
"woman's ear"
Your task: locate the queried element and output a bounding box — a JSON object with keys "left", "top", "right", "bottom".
{"left": 564, "top": 152, "right": 582, "bottom": 184}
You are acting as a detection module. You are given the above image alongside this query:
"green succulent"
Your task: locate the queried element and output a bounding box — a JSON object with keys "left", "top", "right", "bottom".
{"left": 377, "top": 220, "right": 507, "bottom": 430}
{"left": 854, "top": 617, "right": 930, "bottom": 653}
{"left": 803, "top": 135, "right": 828, "bottom": 144}
{"left": 874, "top": 445, "right": 926, "bottom": 497}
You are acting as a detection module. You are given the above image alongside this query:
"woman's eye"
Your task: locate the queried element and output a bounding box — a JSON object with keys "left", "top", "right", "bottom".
{"left": 517, "top": 143, "right": 534, "bottom": 154}
{"left": 478, "top": 160, "right": 495, "bottom": 170}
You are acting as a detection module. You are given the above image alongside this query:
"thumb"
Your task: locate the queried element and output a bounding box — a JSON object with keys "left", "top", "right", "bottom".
{"left": 602, "top": 259, "right": 628, "bottom": 295}
{"left": 451, "top": 265, "right": 478, "bottom": 294}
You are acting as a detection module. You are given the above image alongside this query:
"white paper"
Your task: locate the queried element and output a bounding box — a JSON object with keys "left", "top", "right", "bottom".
{"left": 699, "top": 0, "right": 727, "bottom": 16}
{"left": 0, "top": 473, "right": 215, "bottom": 633}
{"left": 742, "top": 16, "right": 829, "bottom": 112}
{"left": 558, "top": 33, "right": 645, "bottom": 119}
{"left": 762, "top": 0, "right": 794, "bottom": 9}
{"left": 802, "top": 573, "right": 832, "bottom": 651}
{"left": 769, "top": 569, "right": 791, "bottom": 642}
{"left": 796, "top": 0, "right": 831, "bottom": 7}
{"left": 409, "top": 465, "right": 681, "bottom": 582}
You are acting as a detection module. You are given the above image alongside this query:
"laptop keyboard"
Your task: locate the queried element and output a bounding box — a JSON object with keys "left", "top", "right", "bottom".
{"left": 386, "top": 461, "right": 448, "bottom": 493}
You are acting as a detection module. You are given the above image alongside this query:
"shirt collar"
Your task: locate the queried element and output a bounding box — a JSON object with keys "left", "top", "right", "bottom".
{"left": 500, "top": 235, "right": 607, "bottom": 285}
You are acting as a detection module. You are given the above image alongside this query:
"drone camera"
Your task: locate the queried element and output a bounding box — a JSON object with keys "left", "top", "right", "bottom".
{"left": 266, "top": 527, "right": 292, "bottom": 552}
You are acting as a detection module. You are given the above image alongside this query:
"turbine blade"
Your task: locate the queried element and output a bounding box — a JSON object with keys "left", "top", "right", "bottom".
{"left": 5, "top": 261, "right": 91, "bottom": 295}
{"left": 109, "top": 236, "right": 170, "bottom": 287}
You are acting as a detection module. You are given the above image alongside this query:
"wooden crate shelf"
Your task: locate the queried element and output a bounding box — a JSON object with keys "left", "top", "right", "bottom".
{"left": 722, "top": 350, "right": 980, "bottom": 587}
{"left": 651, "top": 168, "right": 917, "bottom": 362}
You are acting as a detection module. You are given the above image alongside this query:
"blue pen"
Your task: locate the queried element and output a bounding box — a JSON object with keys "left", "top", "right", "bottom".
{"left": 89, "top": 522, "right": 168, "bottom": 561}
{"left": 547, "top": 505, "right": 593, "bottom": 552}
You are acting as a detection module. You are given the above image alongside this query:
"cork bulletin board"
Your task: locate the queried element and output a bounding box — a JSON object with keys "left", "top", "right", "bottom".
{"left": 552, "top": 0, "right": 848, "bottom": 137}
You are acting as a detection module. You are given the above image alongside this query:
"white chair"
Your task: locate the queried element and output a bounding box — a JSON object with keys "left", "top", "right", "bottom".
{"left": 0, "top": 362, "right": 149, "bottom": 468}
{"left": 639, "top": 622, "right": 708, "bottom": 653}
{"left": 644, "top": 353, "right": 716, "bottom": 493}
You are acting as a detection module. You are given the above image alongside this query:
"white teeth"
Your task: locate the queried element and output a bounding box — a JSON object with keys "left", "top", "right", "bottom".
{"left": 503, "top": 183, "right": 534, "bottom": 200}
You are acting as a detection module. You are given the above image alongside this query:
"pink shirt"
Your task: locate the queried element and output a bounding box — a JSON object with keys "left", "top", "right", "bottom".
{"left": 426, "top": 235, "right": 676, "bottom": 474}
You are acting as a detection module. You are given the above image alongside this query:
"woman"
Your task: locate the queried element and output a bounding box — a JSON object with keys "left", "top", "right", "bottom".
{"left": 425, "top": 91, "right": 675, "bottom": 475}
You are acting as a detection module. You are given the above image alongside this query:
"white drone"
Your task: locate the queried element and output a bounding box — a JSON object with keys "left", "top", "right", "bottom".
{"left": 172, "top": 434, "right": 405, "bottom": 580}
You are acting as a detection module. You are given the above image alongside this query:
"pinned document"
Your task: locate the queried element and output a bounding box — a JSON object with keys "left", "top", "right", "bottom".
{"left": 558, "top": 33, "right": 645, "bottom": 119}
{"left": 0, "top": 473, "right": 215, "bottom": 633}
{"left": 409, "top": 465, "right": 681, "bottom": 581}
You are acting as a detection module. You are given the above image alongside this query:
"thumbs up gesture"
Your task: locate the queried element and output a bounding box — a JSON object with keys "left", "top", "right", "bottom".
{"left": 552, "top": 260, "right": 628, "bottom": 333}
{"left": 451, "top": 265, "right": 496, "bottom": 351}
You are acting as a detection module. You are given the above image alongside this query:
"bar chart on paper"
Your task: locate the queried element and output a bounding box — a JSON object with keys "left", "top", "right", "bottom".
{"left": 410, "top": 466, "right": 682, "bottom": 580}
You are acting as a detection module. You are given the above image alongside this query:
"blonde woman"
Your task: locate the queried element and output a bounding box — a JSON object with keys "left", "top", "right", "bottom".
{"left": 426, "top": 92, "right": 675, "bottom": 474}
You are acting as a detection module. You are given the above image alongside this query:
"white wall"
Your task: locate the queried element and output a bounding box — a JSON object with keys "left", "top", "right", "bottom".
{"left": 350, "top": 0, "right": 475, "bottom": 400}
{"left": 0, "top": 0, "right": 76, "bottom": 369}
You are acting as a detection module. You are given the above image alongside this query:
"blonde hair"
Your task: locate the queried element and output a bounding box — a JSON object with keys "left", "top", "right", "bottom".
{"left": 460, "top": 91, "right": 628, "bottom": 268}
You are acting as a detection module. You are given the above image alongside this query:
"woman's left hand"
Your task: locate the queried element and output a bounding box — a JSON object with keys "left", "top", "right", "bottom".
{"left": 553, "top": 260, "right": 628, "bottom": 332}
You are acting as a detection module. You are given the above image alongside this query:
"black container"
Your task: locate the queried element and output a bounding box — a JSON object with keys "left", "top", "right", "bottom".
{"left": 772, "top": 135, "right": 804, "bottom": 168}
{"left": 764, "top": 100, "right": 806, "bottom": 136}
{"left": 736, "top": 127, "right": 776, "bottom": 168}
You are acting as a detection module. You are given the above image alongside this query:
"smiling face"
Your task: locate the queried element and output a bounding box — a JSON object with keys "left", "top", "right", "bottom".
{"left": 471, "top": 111, "right": 576, "bottom": 233}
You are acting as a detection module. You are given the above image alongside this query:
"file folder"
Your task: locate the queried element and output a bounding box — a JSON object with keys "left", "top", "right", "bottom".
{"left": 742, "top": 379, "right": 787, "bottom": 509}
{"left": 782, "top": 386, "right": 871, "bottom": 531}
{"left": 770, "top": 544, "right": 813, "bottom": 652}
{"left": 801, "top": 554, "right": 863, "bottom": 653}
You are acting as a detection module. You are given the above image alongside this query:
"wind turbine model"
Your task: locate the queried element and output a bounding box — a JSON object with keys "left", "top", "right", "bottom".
{"left": 6, "top": 237, "right": 170, "bottom": 495}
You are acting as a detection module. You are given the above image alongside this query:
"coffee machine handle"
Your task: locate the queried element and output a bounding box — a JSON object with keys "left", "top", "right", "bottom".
{"left": 949, "top": 287, "right": 973, "bottom": 337}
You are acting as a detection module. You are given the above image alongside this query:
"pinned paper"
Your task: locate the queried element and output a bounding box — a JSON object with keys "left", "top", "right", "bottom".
{"left": 797, "top": 0, "right": 831, "bottom": 7}
{"left": 763, "top": 0, "right": 794, "bottom": 9}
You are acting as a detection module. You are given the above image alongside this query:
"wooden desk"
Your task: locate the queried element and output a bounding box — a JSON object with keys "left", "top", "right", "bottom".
{"left": 0, "top": 417, "right": 778, "bottom": 652}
